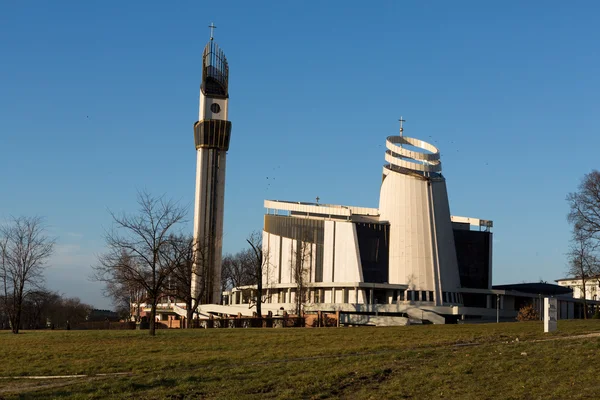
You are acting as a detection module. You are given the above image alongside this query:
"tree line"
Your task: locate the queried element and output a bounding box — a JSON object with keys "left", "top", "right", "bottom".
{"left": 0, "top": 288, "right": 93, "bottom": 330}
{"left": 0, "top": 216, "right": 94, "bottom": 332}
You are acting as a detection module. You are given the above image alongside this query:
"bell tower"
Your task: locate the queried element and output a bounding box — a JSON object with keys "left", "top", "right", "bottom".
{"left": 191, "top": 24, "right": 232, "bottom": 305}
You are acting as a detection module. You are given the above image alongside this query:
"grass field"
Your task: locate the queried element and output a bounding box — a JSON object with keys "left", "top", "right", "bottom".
{"left": 1, "top": 320, "right": 599, "bottom": 399}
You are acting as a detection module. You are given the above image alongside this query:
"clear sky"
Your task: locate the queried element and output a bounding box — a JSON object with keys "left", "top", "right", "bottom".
{"left": 1, "top": 1, "right": 599, "bottom": 310}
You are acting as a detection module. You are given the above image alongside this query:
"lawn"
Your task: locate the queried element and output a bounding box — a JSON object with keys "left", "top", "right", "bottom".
{"left": 0, "top": 320, "right": 599, "bottom": 399}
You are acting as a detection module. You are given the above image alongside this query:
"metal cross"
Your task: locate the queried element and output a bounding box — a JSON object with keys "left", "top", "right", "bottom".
{"left": 399, "top": 116, "right": 405, "bottom": 136}
{"left": 316, "top": 196, "right": 320, "bottom": 204}
{"left": 208, "top": 22, "right": 217, "bottom": 40}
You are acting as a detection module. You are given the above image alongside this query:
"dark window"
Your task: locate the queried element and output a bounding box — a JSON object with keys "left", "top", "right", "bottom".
{"left": 421, "top": 291, "right": 427, "bottom": 301}
{"left": 429, "top": 291, "right": 434, "bottom": 302}
{"left": 399, "top": 290, "right": 405, "bottom": 301}
{"left": 461, "top": 293, "right": 487, "bottom": 307}
{"left": 355, "top": 223, "right": 390, "bottom": 283}
{"left": 454, "top": 229, "right": 491, "bottom": 289}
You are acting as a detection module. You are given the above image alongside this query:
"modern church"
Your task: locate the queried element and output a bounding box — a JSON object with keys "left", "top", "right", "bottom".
{"left": 140, "top": 31, "right": 593, "bottom": 326}
{"left": 226, "top": 125, "right": 593, "bottom": 324}
{"left": 250, "top": 128, "right": 497, "bottom": 324}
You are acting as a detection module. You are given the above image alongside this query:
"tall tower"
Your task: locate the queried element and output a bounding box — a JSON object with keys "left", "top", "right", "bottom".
{"left": 191, "top": 26, "right": 232, "bottom": 305}
{"left": 378, "top": 122, "right": 462, "bottom": 306}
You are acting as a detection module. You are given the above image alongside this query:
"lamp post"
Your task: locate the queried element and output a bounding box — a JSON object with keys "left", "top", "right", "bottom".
{"left": 496, "top": 294, "right": 500, "bottom": 323}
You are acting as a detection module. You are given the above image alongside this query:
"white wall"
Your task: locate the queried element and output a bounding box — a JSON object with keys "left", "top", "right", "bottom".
{"left": 378, "top": 169, "right": 461, "bottom": 303}
{"left": 557, "top": 279, "right": 600, "bottom": 301}
{"left": 262, "top": 219, "right": 363, "bottom": 286}
{"left": 333, "top": 222, "right": 363, "bottom": 283}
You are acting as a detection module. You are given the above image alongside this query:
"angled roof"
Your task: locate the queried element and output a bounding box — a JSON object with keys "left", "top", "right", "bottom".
{"left": 492, "top": 282, "right": 573, "bottom": 296}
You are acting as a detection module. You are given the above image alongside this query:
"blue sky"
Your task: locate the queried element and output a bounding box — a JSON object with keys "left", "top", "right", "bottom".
{"left": 1, "top": 1, "right": 599, "bottom": 309}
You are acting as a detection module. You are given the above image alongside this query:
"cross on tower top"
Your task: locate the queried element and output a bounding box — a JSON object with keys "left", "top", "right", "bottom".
{"left": 399, "top": 116, "right": 406, "bottom": 136}
{"left": 208, "top": 22, "right": 217, "bottom": 40}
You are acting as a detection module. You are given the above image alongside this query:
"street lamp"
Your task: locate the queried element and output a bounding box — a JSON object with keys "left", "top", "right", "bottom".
{"left": 496, "top": 294, "right": 500, "bottom": 323}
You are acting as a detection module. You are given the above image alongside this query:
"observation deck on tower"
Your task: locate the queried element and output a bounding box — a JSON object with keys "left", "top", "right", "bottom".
{"left": 201, "top": 40, "right": 229, "bottom": 98}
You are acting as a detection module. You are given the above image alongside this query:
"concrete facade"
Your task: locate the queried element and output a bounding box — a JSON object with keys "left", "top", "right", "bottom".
{"left": 248, "top": 131, "right": 483, "bottom": 322}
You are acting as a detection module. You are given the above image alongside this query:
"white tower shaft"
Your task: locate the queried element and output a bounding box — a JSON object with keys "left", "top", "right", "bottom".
{"left": 191, "top": 38, "right": 231, "bottom": 305}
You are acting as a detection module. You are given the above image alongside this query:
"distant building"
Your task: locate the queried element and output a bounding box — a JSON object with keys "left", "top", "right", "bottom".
{"left": 556, "top": 277, "right": 600, "bottom": 301}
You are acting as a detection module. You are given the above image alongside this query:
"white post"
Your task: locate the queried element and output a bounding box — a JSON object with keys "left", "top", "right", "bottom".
{"left": 544, "top": 297, "right": 558, "bottom": 333}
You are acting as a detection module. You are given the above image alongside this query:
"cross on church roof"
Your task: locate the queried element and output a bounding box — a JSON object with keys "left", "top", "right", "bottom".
{"left": 209, "top": 22, "right": 217, "bottom": 40}
{"left": 399, "top": 116, "right": 406, "bottom": 136}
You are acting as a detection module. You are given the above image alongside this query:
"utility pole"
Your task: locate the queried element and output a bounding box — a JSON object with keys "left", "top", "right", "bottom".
{"left": 496, "top": 294, "right": 500, "bottom": 323}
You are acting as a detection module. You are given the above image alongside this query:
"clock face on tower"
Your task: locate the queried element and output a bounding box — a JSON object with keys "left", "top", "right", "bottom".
{"left": 210, "top": 103, "right": 221, "bottom": 114}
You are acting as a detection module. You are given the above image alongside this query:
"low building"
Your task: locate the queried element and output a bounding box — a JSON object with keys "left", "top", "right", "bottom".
{"left": 556, "top": 277, "right": 600, "bottom": 301}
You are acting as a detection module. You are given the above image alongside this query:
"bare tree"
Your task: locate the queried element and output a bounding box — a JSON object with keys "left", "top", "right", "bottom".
{"left": 567, "top": 170, "right": 600, "bottom": 240}
{"left": 567, "top": 171, "right": 600, "bottom": 316}
{"left": 21, "top": 289, "right": 60, "bottom": 329}
{"left": 566, "top": 226, "right": 599, "bottom": 318}
{"left": 102, "top": 264, "right": 146, "bottom": 322}
{"left": 245, "top": 231, "right": 272, "bottom": 318}
{"left": 93, "top": 191, "right": 186, "bottom": 336}
{"left": 166, "top": 234, "right": 210, "bottom": 328}
{"left": 0, "top": 216, "right": 55, "bottom": 334}
{"left": 222, "top": 252, "right": 253, "bottom": 290}
{"left": 291, "top": 232, "right": 312, "bottom": 317}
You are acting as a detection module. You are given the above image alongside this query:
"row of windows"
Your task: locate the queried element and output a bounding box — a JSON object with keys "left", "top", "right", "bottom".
{"left": 257, "top": 288, "right": 463, "bottom": 305}
{"left": 395, "top": 290, "right": 462, "bottom": 304}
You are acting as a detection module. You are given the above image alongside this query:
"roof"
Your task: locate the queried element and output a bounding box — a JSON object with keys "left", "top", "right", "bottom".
{"left": 556, "top": 275, "right": 600, "bottom": 282}
{"left": 264, "top": 200, "right": 379, "bottom": 218}
{"left": 492, "top": 282, "right": 573, "bottom": 296}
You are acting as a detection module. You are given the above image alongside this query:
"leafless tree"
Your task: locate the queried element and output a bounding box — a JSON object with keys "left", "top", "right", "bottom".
{"left": 220, "top": 249, "right": 262, "bottom": 308}
{"left": 244, "top": 231, "right": 272, "bottom": 318}
{"left": 567, "top": 170, "right": 600, "bottom": 240}
{"left": 566, "top": 226, "right": 599, "bottom": 318}
{"left": 567, "top": 171, "right": 600, "bottom": 315}
{"left": 0, "top": 216, "right": 55, "bottom": 334}
{"left": 101, "top": 260, "right": 146, "bottom": 322}
{"left": 291, "top": 231, "right": 313, "bottom": 317}
{"left": 166, "top": 234, "right": 211, "bottom": 328}
{"left": 93, "top": 191, "right": 186, "bottom": 336}
{"left": 222, "top": 252, "right": 253, "bottom": 290}
{"left": 21, "top": 289, "right": 60, "bottom": 329}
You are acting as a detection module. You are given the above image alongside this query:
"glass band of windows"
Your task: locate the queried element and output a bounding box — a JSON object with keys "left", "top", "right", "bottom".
{"left": 194, "top": 120, "right": 232, "bottom": 150}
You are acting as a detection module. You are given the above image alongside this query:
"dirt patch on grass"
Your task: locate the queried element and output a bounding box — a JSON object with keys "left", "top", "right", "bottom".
{"left": 0, "top": 376, "right": 105, "bottom": 396}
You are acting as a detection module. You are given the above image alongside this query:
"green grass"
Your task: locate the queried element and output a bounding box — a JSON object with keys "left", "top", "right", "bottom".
{"left": 0, "top": 320, "right": 599, "bottom": 399}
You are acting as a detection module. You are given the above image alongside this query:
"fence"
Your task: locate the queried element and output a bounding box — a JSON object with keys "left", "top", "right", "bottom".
{"left": 74, "top": 321, "right": 136, "bottom": 330}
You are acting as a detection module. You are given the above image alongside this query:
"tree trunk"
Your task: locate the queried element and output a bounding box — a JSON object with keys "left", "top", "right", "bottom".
{"left": 582, "top": 279, "right": 588, "bottom": 319}
{"left": 12, "top": 297, "right": 22, "bottom": 334}
{"left": 296, "top": 286, "right": 301, "bottom": 317}
{"left": 10, "top": 312, "right": 18, "bottom": 334}
{"left": 256, "top": 279, "right": 262, "bottom": 318}
{"left": 149, "top": 301, "right": 157, "bottom": 336}
{"left": 186, "top": 299, "right": 193, "bottom": 329}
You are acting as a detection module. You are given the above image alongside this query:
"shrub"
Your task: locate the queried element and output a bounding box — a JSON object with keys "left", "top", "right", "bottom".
{"left": 592, "top": 309, "right": 600, "bottom": 319}
{"left": 517, "top": 304, "right": 540, "bottom": 321}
